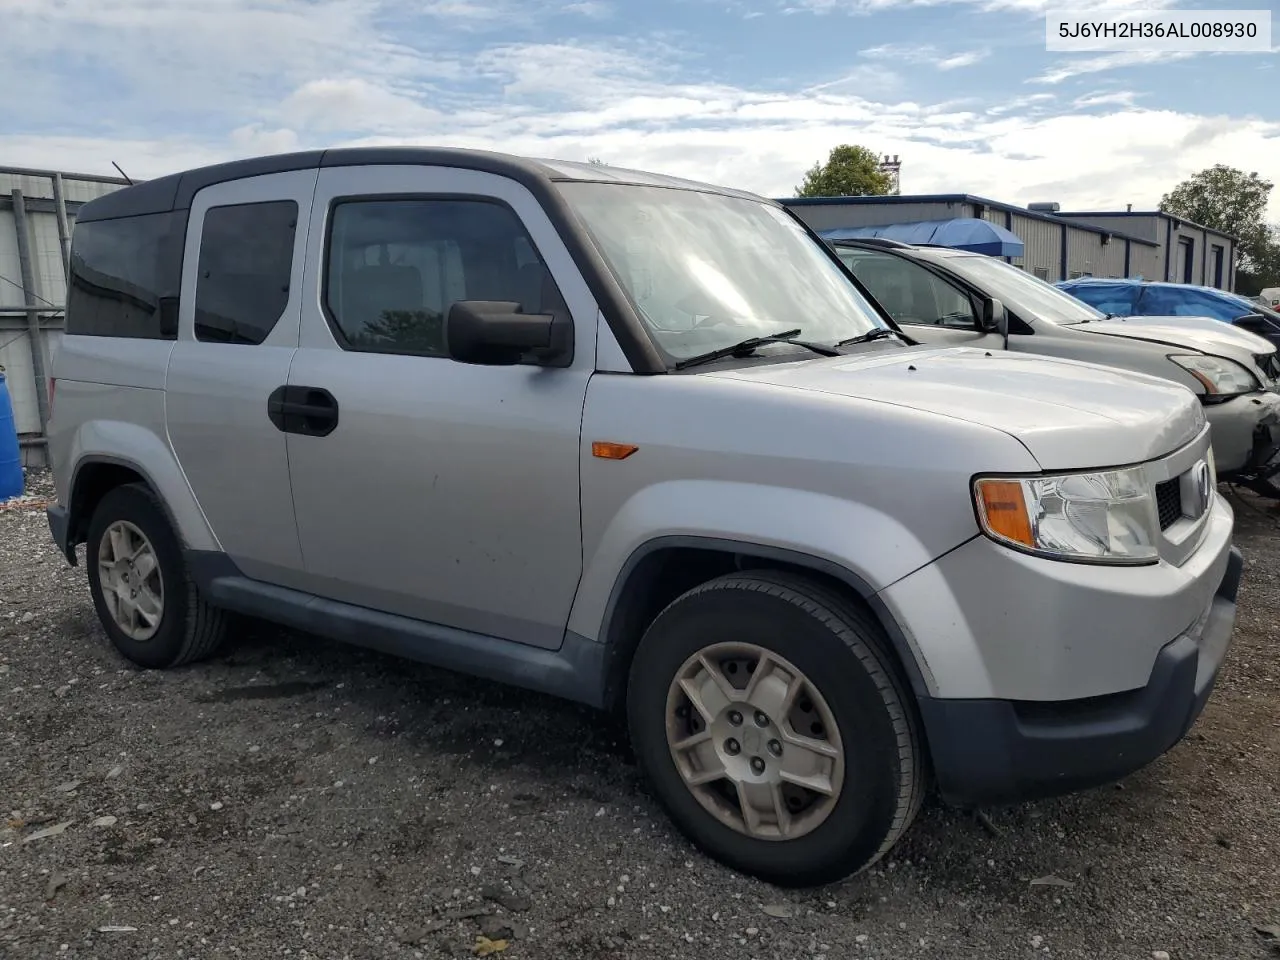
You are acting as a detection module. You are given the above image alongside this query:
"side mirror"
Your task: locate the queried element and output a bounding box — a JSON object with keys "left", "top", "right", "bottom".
{"left": 1234, "top": 312, "right": 1270, "bottom": 332}
{"left": 979, "top": 297, "right": 1007, "bottom": 333}
{"left": 445, "top": 300, "right": 571, "bottom": 367}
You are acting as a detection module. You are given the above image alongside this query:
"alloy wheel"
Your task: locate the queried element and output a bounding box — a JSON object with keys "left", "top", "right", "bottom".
{"left": 664, "top": 642, "right": 844, "bottom": 841}
{"left": 96, "top": 520, "right": 165, "bottom": 642}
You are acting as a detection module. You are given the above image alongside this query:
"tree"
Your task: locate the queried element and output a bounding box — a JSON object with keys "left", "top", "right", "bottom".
{"left": 795, "top": 145, "right": 893, "bottom": 198}
{"left": 1160, "top": 165, "right": 1276, "bottom": 275}
{"left": 349, "top": 309, "right": 444, "bottom": 356}
{"left": 1235, "top": 224, "right": 1280, "bottom": 295}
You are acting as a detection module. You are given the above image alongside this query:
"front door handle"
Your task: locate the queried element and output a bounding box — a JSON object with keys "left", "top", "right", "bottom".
{"left": 268, "top": 385, "right": 339, "bottom": 437}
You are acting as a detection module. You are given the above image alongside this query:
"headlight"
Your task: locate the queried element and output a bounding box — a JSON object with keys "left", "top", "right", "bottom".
{"left": 974, "top": 466, "right": 1157, "bottom": 565}
{"left": 1169, "top": 354, "right": 1259, "bottom": 396}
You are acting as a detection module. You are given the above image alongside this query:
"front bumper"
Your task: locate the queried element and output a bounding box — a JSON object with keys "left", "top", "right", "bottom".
{"left": 917, "top": 545, "right": 1242, "bottom": 808}
{"left": 1203, "top": 390, "right": 1280, "bottom": 475}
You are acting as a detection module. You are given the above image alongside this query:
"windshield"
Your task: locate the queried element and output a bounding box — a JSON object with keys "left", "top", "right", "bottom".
{"left": 557, "top": 182, "right": 886, "bottom": 361}
{"left": 933, "top": 253, "right": 1104, "bottom": 325}
{"left": 1225, "top": 291, "right": 1280, "bottom": 323}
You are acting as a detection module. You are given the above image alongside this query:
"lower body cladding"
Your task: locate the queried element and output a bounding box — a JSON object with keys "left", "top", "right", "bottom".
{"left": 1205, "top": 390, "right": 1280, "bottom": 494}
{"left": 879, "top": 494, "right": 1240, "bottom": 808}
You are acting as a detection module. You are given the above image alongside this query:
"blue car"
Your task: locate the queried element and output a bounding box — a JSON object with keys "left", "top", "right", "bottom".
{"left": 1057, "top": 278, "right": 1280, "bottom": 349}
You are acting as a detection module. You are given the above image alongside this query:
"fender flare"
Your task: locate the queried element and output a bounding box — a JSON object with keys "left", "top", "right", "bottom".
{"left": 65, "top": 451, "right": 216, "bottom": 560}
{"left": 596, "top": 534, "right": 935, "bottom": 701}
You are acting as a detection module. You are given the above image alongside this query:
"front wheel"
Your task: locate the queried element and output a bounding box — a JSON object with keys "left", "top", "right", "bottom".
{"left": 626, "top": 572, "right": 925, "bottom": 887}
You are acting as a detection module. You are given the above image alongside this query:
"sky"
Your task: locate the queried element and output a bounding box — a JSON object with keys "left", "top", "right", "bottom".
{"left": 1, "top": 0, "right": 1278, "bottom": 219}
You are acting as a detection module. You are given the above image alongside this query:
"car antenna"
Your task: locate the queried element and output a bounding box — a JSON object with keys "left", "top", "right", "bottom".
{"left": 111, "top": 161, "right": 134, "bottom": 186}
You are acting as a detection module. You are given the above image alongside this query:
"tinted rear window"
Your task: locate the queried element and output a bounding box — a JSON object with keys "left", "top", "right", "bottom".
{"left": 195, "top": 201, "right": 298, "bottom": 345}
{"left": 66, "top": 212, "right": 186, "bottom": 339}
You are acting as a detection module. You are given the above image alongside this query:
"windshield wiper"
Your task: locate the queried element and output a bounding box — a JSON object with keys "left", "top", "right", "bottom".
{"left": 835, "top": 327, "right": 902, "bottom": 348}
{"left": 673, "top": 328, "right": 839, "bottom": 370}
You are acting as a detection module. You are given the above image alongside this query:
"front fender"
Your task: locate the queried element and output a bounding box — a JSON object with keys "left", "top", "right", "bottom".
{"left": 566, "top": 479, "right": 970, "bottom": 677}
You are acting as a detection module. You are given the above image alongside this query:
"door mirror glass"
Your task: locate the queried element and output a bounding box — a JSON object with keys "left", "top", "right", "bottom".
{"left": 980, "top": 297, "right": 1008, "bottom": 334}
{"left": 445, "top": 300, "right": 569, "bottom": 366}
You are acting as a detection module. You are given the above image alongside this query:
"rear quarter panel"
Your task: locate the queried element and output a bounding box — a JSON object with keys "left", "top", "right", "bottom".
{"left": 48, "top": 336, "right": 218, "bottom": 551}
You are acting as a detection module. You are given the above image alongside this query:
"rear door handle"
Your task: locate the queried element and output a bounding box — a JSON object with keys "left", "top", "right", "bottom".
{"left": 268, "top": 385, "right": 339, "bottom": 437}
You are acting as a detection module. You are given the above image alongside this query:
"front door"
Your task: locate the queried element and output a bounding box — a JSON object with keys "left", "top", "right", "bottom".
{"left": 165, "top": 170, "right": 315, "bottom": 583}
{"left": 840, "top": 247, "right": 1005, "bottom": 351}
{"left": 284, "top": 164, "right": 599, "bottom": 650}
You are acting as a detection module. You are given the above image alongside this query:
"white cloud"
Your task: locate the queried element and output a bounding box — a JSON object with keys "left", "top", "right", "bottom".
{"left": 804, "top": 66, "right": 902, "bottom": 96}
{"left": 416, "top": 0, "right": 612, "bottom": 26}
{"left": 2, "top": 0, "right": 1277, "bottom": 225}
{"left": 1072, "top": 90, "right": 1140, "bottom": 109}
{"left": 562, "top": 0, "right": 613, "bottom": 17}
{"left": 279, "top": 79, "right": 444, "bottom": 134}
{"left": 860, "top": 42, "right": 990, "bottom": 70}
{"left": 784, "top": 0, "right": 1175, "bottom": 13}
{"left": 0, "top": 0, "right": 455, "bottom": 127}
{"left": 937, "top": 50, "right": 989, "bottom": 70}
{"left": 475, "top": 42, "right": 663, "bottom": 102}
{"left": 985, "top": 93, "right": 1056, "bottom": 116}
{"left": 1032, "top": 50, "right": 1198, "bottom": 84}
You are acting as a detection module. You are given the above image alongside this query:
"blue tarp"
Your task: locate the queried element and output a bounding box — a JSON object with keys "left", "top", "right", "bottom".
{"left": 820, "top": 217, "right": 1025, "bottom": 258}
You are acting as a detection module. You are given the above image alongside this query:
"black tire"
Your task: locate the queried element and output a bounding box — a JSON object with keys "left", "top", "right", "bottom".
{"left": 86, "top": 483, "right": 228, "bottom": 669}
{"left": 627, "top": 571, "right": 924, "bottom": 887}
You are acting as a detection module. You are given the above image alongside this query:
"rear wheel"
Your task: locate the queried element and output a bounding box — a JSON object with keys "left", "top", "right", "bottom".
{"left": 627, "top": 571, "right": 924, "bottom": 887}
{"left": 86, "top": 483, "right": 228, "bottom": 669}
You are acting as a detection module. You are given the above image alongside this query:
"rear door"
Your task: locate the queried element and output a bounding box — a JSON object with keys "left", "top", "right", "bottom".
{"left": 839, "top": 246, "right": 1003, "bottom": 350}
{"left": 282, "top": 163, "right": 598, "bottom": 650}
{"left": 165, "top": 170, "right": 316, "bottom": 583}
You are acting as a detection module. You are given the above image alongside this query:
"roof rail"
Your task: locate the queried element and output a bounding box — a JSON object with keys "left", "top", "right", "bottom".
{"left": 827, "top": 236, "right": 915, "bottom": 249}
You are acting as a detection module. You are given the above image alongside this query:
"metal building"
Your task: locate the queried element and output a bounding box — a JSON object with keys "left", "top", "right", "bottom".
{"left": 779, "top": 194, "right": 1187, "bottom": 288}
{"left": 1, "top": 165, "right": 129, "bottom": 466}
{"left": 1047, "top": 209, "right": 1237, "bottom": 289}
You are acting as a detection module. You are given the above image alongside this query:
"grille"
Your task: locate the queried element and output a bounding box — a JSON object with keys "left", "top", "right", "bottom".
{"left": 1155, "top": 477, "right": 1182, "bottom": 530}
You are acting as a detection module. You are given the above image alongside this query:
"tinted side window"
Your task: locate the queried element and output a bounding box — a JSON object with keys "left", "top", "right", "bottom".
{"left": 1138, "top": 286, "right": 1237, "bottom": 322}
{"left": 324, "top": 199, "right": 567, "bottom": 358}
{"left": 1065, "top": 283, "right": 1138, "bottom": 316}
{"left": 66, "top": 211, "right": 186, "bottom": 339}
{"left": 195, "top": 201, "right": 298, "bottom": 345}
{"left": 841, "top": 249, "right": 975, "bottom": 327}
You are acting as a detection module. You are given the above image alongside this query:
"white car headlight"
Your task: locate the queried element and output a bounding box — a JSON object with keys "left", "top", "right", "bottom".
{"left": 1169, "top": 354, "right": 1259, "bottom": 396}
{"left": 974, "top": 466, "right": 1158, "bottom": 565}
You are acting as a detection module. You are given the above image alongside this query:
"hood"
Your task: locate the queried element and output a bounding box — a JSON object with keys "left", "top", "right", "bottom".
{"left": 1072, "top": 314, "right": 1274, "bottom": 360}
{"left": 706, "top": 347, "right": 1205, "bottom": 471}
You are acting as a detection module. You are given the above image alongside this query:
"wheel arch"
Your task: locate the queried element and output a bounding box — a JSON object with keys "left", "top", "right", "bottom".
{"left": 595, "top": 535, "right": 933, "bottom": 714}
{"left": 64, "top": 456, "right": 186, "bottom": 565}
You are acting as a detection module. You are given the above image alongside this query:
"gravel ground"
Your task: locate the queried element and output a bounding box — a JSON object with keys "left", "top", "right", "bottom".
{"left": 2, "top": 469, "right": 1278, "bottom": 960}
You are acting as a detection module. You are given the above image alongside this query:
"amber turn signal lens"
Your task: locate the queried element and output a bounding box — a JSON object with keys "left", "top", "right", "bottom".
{"left": 592, "top": 441, "right": 639, "bottom": 460}
{"left": 975, "top": 479, "right": 1034, "bottom": 548}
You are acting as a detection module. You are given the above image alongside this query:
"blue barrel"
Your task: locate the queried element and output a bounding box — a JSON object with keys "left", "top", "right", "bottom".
{"left": 0, "top": 368, "right": 24, "bottom": 502}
